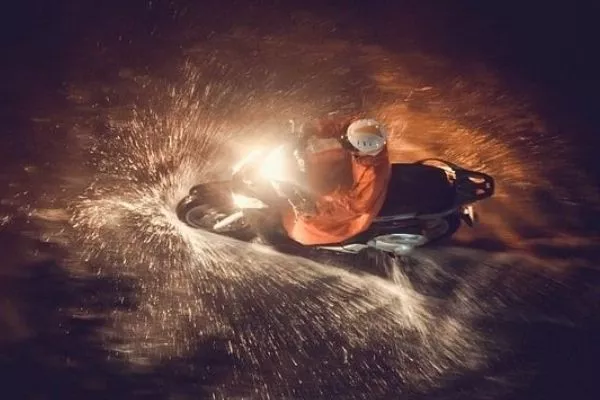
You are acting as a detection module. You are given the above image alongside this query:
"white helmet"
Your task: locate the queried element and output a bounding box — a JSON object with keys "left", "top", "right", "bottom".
{"left": 345, "top": 118, "right": 388, "bottom": 156}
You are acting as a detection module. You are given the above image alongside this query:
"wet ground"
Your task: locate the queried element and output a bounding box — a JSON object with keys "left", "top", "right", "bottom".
{"left": 1, "top": 1, "right": 600, "bottom": 399}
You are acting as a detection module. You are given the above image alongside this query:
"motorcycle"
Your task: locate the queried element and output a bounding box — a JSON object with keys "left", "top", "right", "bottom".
{"left": 176, "top": 131, "right": 494, "bottom": 256}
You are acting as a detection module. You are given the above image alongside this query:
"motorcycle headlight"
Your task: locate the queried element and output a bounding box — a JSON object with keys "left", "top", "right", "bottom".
{"left": 259, "top": 145, "right": 288, "bottom": 182}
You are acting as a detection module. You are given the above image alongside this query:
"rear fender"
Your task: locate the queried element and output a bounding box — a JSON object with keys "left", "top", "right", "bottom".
{"left": 415, "top": 158, "right": 495, "bottom": 204}
{"left": 189, "top": 181, "right": 232, "bottom": 198}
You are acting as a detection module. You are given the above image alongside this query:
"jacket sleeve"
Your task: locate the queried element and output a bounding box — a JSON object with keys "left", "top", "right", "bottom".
{"left": 316, "top": 148, "right": 391, "bottom": 218}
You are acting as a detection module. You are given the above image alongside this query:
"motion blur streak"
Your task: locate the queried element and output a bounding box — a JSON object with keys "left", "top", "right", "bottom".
{"left": 68, "top": 84, "right": 488, "bottom": 395}
{"left": 7, "top": 14, "right": 600, "bottom": 399}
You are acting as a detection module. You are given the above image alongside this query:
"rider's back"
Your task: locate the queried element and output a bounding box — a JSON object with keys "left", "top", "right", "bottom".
{"left": 282, "top": 116, "right": 391, "bottom": 246}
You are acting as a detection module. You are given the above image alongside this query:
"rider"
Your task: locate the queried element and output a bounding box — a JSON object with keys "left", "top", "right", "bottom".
{"left": 281, "top": 114, "right": 392, "bottom": 245}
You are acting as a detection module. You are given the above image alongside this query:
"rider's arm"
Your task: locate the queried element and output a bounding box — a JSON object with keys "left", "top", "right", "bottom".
{"left": 316, "top": 148, "right": 391, "bottom": 218}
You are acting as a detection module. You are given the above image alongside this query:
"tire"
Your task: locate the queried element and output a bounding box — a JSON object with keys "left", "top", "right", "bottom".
{"left": 175, "top": 193, "right": 255, "bottom": 241}
{"left": 426, "top": 212, "right": 461, "bottom": 245}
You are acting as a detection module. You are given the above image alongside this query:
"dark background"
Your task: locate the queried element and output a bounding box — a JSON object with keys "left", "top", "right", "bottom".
{"left": 1, "top": 1, "right": 599, "bottom": 399}
{"left": 3, "top": 0, "right": 599, "bottom": 174}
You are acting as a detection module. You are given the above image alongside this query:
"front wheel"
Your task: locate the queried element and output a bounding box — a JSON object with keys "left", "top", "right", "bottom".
{"left": 176, "top": 194, "right": 255, "bottom": 241}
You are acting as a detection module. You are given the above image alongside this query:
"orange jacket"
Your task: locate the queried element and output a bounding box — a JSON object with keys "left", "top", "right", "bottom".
{"left": 282, "top": 116, "right": 392, "bottom": 245}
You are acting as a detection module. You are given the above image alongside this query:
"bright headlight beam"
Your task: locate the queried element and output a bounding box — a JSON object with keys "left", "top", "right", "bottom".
{"left": 232, "top": 149, "right": 263, "bottom": 174}
{"left": 259, "top": 145, "right": 288, "bottom": 182}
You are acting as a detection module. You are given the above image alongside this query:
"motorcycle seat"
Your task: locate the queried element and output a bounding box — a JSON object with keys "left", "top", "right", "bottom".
{"left": 377, "top": 163, "right": 456, "bottom": 217}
